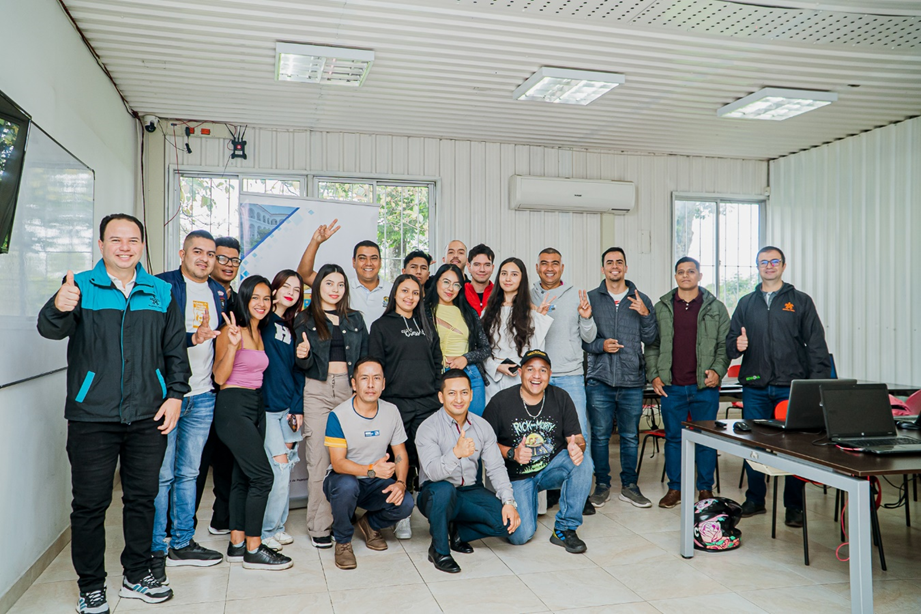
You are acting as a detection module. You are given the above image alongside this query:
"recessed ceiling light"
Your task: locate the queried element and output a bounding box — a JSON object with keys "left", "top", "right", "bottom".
{"left": 513, "top": 67, "right": 625, "bottom": 105}
{"left": 717, "top": 87, "right": 838, "bottom": 121}
{"left": 275, "top": 42, "right": 374, "bottom": 86}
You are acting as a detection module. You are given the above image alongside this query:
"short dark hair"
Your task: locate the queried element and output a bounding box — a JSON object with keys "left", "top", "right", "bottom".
{"left": 468, "top": 243, "right": 494, "bottom": 263}
{"left": 426, "top": 252, "right": 434, "bottom": 265}
{"left": 441, "top": 368, "right": 471, "bottom": 391}
{"left": 675, "top": 256, "right": 700, "bottom": 272}
{"left": 183, "top": 229, "right": 215, "bottom": 250}
{"left": 215, "top": 236, "right": 241, "bottom": 254}
{"left": 100, "top": 214, "right": 145, "bottom": 242}
{"left": 757, "top": 246, "right": 786, "bottom": 265}
{"left": 538, "top": 247, "right": 562, "bottom": 259}
{"left": 353, "top": 240, "right": 381, "bottom": 259}
{"left": 351, "top": 356, "right": 384, "bottom": 377}
{"left": 601, "top": 247, "right": 626, "bottom": 265}
{"left": 403, "top": 250, "right": 429, "bottom": 269}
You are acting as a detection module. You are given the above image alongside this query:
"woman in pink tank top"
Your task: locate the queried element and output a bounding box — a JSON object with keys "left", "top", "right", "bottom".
{"left": 212, "top": 275, "right": 293, "bottom": 571}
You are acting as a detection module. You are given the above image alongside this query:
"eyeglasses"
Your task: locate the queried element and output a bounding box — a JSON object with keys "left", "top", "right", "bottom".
{"left": 216, "top": 255, "right": 242, "bottom": 267}
{"left": 758, "top": 259, "right": 782, "bottom": 267}
{"left": 440, "top": 279, "right": 462, "bottom": 290}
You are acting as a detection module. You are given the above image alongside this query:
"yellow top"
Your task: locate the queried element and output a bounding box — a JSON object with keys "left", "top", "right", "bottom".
{"left": 433, "top": 304, "right": 469, "bottom": 363}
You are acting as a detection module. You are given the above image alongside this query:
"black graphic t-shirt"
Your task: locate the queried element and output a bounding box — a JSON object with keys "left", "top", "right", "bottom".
{"left": 483, "top": 385, "right": 581, "bottom": 481}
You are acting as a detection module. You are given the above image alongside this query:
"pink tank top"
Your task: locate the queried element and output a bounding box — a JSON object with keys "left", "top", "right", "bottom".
{"left": 224, "top": 348, "right": 269, "bottom": 389}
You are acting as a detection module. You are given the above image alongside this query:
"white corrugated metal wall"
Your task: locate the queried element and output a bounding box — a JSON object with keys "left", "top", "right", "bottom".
{"left": 157, "top": 127, "right": 767, "bottom": 296}
{"left": 768, "top": 117, "right": 920, "bottom": 385}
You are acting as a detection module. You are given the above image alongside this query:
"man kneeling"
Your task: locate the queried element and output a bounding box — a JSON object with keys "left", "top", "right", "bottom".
{"left": 483, "top": 350, "right": 593, "bottom": 553}
{"left": 323, "top": 357, "right": 414, "bottom": 570}
{"left": 416, "top": 369, "right": 521, "bottom": 573}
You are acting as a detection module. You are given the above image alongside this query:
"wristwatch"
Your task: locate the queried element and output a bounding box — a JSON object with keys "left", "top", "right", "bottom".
{"left": 505, "top": 447, "right": 516, "bottom": 461}
{"left": 367, "top": 464, "right": 375, "bottom": 479}
{"left": 502, "top": 499, "right": 518, "bottom": 509}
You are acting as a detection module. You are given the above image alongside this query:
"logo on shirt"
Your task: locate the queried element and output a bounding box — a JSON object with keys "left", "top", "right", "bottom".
{"left": 274, "top": 323, "right": 291, "bottom": 344}
{"left": 382, "top": 296, "right": 389, "bottom": 308}
{"left": 783, "top": 302, "right": 795, "bottom": 312}
{"left": 363, "top": 430, "right": 380, "bottom": 438}
{"left": 192, "top": 300, "right": 209, "bottom": 327}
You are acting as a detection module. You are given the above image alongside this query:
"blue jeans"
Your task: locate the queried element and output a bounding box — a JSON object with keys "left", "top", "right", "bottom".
{"left": 508, "top": 451, "right": 593, "bottom": 545}
{"left": 261, "top": 411, "right": 302, "bottom": 540}
{"left": 152, "top": 392, "right": 215, "bottom": 553}
{"left": 466, "top": 365, "right": 486, "bottom": 417}
{"left": 418, "top": 482, "right": 508, "bottom": 555}
{"left": 661, "top": 385, "right": 719, "bottom": 491}
{"left": 742, "top": 385, "right": 803, "bottom": 510}
{"left": 585, "top": 381, "right": 644, "bottom": 488}
{"left": 323, "top": 473, "right": 414, "bottom": 543}
{"left": 550, "top": 375, "right": 591, "bottom": 464}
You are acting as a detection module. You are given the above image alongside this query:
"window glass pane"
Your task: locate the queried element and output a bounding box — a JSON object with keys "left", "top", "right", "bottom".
{"left": 317, "top": 180, "right": 374, "bottom": 203}
{"left": 377, "top": 184, "right": 430, "bottom": 282}
{"left": 674, "top": 200, "right": 717, "bottom": 295}
{"left": 718, "top": 202, "right": 760, "bottom": 314}
{"left": 242, "top": 178, "right": 300, "bottom": 196}
{"left": 178, "top": 176, "right": 239, "bottom": 244}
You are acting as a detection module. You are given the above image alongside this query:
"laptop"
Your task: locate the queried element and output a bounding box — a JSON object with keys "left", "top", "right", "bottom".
{"left": 753, "top": 379, "right": 855, "bottom": 430}
{"left": 820, "top": 383, "right": 921, "bottom": 455}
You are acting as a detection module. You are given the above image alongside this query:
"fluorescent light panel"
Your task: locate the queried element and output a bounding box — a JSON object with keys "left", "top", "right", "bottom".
{"left": 513, "top": 67, "right": 625, "bottom": 105}
{"left": 718, "top": 87, "right": 838, "bottom": 121}
{"left": 275, "top": 42, "right": 374, "bottom": 86}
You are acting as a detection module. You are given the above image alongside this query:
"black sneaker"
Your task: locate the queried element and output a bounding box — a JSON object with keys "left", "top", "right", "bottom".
{"left": 118, "top": 574, "right": 173, "bottom": 604}
{"left": 583, "top": 499, "right": 596, "bottom": 516}
{"left": 226, "top": 541, "right": 246, "bottom": 563}
{"left": 76, "top": 587, "right": 109, "bottom": 614}
{"left": 785, "top": 508, "right": 805, "bottom": 528}
{"left": 740, "top": 500, "right": 767, "bottom": 518}
{"left": 150, "top": 552, "right": 168, "bottom": 585}
{"left": 242, "top": 544, "right": 294, "bottom": 571}
{"left": 311, "top": 534, "right": 333, "bottom": 549}
{"left": 167, "top": 540, "right": 223, "bottom": 567}
{"left": 550, "top": 528, "right": 587, "bottom": 554}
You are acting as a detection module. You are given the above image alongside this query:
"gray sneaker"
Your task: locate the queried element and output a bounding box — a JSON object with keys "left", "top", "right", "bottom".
{"left": 588, "top": 485, "right": 611, "bottom": 508}
{"left": 619, "top": 484, "right": 652, "bottom": 508}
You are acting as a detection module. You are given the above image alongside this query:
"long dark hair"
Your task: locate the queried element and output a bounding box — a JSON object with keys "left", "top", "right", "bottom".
{"left": 384, "top": 274, "right": 433, "bottom": 338}
{"left": 425, "top": 264, "right": 480, "bottom": 343}
{"left": 481, "top": 257, "right": 533, "bottom": 357}
{"left": 229, "top": 275, "right": 272, "bottom": 331}
{"left": 298, "top": 263, "right": 352, "bottom": 341}
{"left": 270, "top": 269, "right": 304, "bottom": 330}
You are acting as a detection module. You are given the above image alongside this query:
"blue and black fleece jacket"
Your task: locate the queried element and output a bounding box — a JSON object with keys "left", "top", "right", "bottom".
{"left": 37, "top": 259, "right": 192, "bottom": 423}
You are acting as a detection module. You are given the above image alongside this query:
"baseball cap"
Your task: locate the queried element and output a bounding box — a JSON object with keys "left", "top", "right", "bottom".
{"left": 519, "top": 349, "right": 551, "bottom": 369}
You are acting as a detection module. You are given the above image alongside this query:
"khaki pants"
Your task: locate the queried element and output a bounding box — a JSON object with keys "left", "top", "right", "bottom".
{"left": 303, "top": 374, "right": 352, "bottom": 538}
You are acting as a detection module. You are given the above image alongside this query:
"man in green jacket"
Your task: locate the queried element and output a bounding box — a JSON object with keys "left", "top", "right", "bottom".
{"left": 645, "top": 257, "right": 730, "bottom": 509}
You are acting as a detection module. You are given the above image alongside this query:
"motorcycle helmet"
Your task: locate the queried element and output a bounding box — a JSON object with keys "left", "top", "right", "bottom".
{"left": 693, "top": 497, "right": 742, "bottom": 552}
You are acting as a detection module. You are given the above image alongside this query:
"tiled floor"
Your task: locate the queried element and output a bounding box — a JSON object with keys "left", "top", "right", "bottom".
{"left": 11, "top": 437, "right": 921, "bottom": 613}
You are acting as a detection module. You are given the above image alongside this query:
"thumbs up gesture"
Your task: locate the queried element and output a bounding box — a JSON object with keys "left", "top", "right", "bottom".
{"left": 737, "top": 326, "right": 749, "bottom": 352}
{"left": 372, "top": 453, "right": 396, "bottom": 479}
{"left": 54, "top": 271, "right": 81, "bottom": 312}
{"left": 296, "top": 332, "right": 311, "bottom": 359}
{"left": 191, "top": 308, "right": 220, "bottom": 346}
{"left": 567, "top": 434, "right": 584, "bottom": 466}
{"left": 513, "top": 435, "right": 532, "bottom": 465}
{"left": 453, "top": 428, "right": 476, "bottom": 459}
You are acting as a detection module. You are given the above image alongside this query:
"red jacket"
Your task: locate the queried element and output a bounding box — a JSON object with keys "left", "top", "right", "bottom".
{"left": 464, "top": 281, "right": 493, "bottom": 316}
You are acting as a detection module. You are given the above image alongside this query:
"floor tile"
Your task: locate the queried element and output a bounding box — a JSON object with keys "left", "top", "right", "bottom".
{"left": 330, "top": 583, "right": 441, "bottom": 614}
{"left": 320, "top": 549, "right": 424, "bottom": 592}
{"left": 407, "top": 543, "right": 515, "bottom": 583}
{"left": 224, "top": 557, "right": 327, "bottom": 601}
{"left": 429, "top": 575, "right": 547, "bottom": 614}
{"left": 649, "top": 592, "right": 768, "bottom": 613}
{"left": 519, "top": 567, "right": 642, "bottom": 610}
{"left": 225, "top": 591, "right": 334, "bottom": 614}
{"left": 604, "top": 559, "right": 731, "bottom": 601}
{"left": 737, "top": 584, "right": 852, "bottom": 613}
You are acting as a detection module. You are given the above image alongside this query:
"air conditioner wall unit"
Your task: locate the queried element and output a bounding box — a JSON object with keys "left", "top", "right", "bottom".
{"left": 509, "top": 175, "right": 636, "bottom": 213}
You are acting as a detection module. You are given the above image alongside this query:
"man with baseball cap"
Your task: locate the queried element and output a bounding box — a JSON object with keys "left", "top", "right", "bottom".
{"left": 483, "top": 350, "right": 593, "bottom": 552}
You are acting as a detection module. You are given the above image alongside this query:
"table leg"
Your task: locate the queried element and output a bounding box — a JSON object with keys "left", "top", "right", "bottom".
{"left": 848, "top": 478, "right": 873, "bottom": 613}
{"left": 680, "top": 430, "right": 695, "bottom": 558}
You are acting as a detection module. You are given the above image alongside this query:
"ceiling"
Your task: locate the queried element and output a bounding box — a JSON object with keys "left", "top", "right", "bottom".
{"left": 62, "top": 0, "right": 921, "bottom": 159}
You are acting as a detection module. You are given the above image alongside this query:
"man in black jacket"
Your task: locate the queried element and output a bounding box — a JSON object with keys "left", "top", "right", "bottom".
{"left": 727, "top": 246, "right": 831, "bottom": 527}
{"left": 38, "top": 214, "right": 190, "bottom": 613}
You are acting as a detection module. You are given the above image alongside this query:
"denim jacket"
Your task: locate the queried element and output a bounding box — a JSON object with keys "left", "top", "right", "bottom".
{"left": 293, "top": 311, "right": 369, "bottom": 381}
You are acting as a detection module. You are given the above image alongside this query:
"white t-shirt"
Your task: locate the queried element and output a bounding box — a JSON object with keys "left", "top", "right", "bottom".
{"left": 608, "top": 289, "right": 629, "bottom": 307}
{"left": 349, "top": 277, "right": 392, "bottom": 330}
{"left": 184, "top": 276, "right": 218, "bottom": 396}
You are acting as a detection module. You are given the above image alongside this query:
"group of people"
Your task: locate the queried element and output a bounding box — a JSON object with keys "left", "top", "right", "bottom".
{"left": 40, "top": 213, "right": 831, "bottom": 614}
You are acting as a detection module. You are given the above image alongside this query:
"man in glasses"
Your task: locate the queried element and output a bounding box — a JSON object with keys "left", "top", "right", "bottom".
{"left": 727, "top": 246, "right": 831, "bottom": 528}
{"left": 210, "top": 236, "right": 242, "bottom": 298}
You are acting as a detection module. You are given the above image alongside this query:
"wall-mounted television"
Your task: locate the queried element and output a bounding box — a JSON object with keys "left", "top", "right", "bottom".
{"left": 0, "top": 91, "right": 31, "bottom": 254}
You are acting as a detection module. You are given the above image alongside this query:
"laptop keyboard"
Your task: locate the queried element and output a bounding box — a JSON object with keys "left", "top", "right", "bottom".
{"left": 843, "top": 437, "right": 921, "bottom": 447}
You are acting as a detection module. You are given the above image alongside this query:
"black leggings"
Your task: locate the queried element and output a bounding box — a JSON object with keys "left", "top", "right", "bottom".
{"left": 214, "top": 388, "right": 273, "bottom": 537}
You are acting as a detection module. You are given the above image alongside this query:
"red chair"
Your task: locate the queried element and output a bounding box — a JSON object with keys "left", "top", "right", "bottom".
{"left": 724, "top": 364, "right": 744, "bottom": 419}
{"left": 905, "top": 390, "right": 921, "bottom": 415}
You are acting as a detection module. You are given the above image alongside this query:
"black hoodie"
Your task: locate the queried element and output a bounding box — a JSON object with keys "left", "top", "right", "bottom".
{"left": 726, "top": 282, "right": 831, "bottom": 388}
{"left": 368, "top": 312, "right": 443, "bottom": 408}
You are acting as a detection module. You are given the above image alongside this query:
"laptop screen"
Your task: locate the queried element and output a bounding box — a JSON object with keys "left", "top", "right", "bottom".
{"left": 821, "top": 384, "right": 896, "bottom": 439}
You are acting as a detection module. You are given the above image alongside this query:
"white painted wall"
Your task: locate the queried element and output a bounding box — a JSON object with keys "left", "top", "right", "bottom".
{"left": 768, "top": 117, "right": 921, "bottom": 385}
{"left": 149, "top": 127, "right": 767, "bottom": 300}
{"left": 0, "top": 0, "right": 138, "bottom": 603}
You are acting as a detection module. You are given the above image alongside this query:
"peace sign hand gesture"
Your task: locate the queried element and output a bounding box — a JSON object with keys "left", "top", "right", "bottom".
{"left": 627, "top": 291, "right": 649, "bottom": 316}
{"left": 537, "top": 294, "right": 557, "bottom": 316}
{"left": 577, "top": 289, "right": 592, "bottom": 319}
{"left": 221, "top": 312, "right": 242, "bottom": 349}
{"left": 312, "top": 218, "right": 341, "bottom": 244}
{"left": 191, "top": 308, "right": 220, "bottom": 346}
{"left": 296, "top": 332, "right": 311, "bottom": 359}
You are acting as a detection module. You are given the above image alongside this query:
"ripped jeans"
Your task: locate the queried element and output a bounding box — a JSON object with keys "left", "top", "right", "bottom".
{"left": 262, "top": 410, "right": 303, "bottom": 540}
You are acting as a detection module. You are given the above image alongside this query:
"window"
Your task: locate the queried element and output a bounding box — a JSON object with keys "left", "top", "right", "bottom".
{"left": 175, "top": 175, "right": 240, "bottom": 244}
{"left": 673, "top": 197, "right": 763, "bottom": 313}
{"left": 242, "top": 178, "right": 301, "bottom": 196}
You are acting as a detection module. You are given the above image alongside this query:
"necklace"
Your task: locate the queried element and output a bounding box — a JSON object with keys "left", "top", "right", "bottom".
{"left": 520, "top": 391, "right": 545, "bottom": 419}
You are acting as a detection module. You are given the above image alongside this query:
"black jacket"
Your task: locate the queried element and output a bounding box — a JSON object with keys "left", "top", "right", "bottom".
{"left": 37, "top": 260, "right": 191, "bottom": 423}
{"left": 156, "top": 269, "right": 229, "bottom": 347}
{"left": 726, "top": 282, "right": 831, "bottom": 388}
{"left": 369, "top": 312, "right": 442, "bottom": 404}
{"left": 293, "top": 310, "right": 369, "bottom": 380}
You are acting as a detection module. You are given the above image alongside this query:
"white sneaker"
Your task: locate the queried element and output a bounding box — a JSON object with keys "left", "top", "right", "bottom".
{"left": 537, "top": 490, "right": 548, "bottom": 515}
{"left": 274, "top": 531, "right": 294, "bottom": 545}
{"left": 262, "top": 536, "right": 284, "bottom": 551}
{"left": 395, "top": 517, "right": 412, "bottom": 539}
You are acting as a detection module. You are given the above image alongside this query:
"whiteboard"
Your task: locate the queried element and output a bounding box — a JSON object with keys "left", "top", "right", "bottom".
{"left": 0, "top": 125, "right": 94, "bottom": 387}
